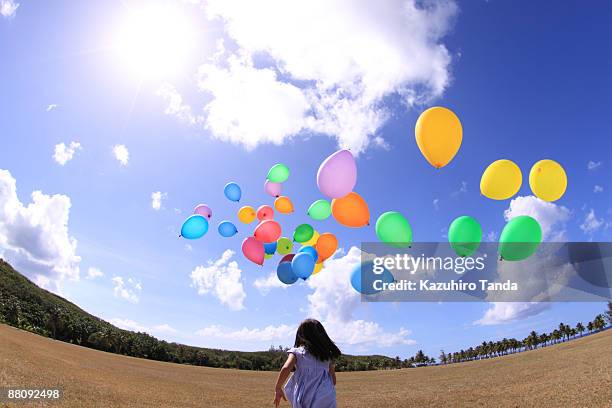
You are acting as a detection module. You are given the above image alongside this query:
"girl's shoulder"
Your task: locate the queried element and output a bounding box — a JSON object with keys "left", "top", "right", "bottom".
{"left": 287, "top": 346, "right": 306, "bottom": 356}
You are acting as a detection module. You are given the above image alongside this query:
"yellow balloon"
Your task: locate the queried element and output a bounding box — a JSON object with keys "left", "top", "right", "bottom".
{"left": 237, "top": 206, "right": 256, "bottom": 224}
{"left": 529, "top": 159, "right": 567, "bottom": 202}
{"left": 303, "top": 231, "right": 320, "bottom": 247}
{"left": 480, "top": 159, "right": 522, "bottom": 200}
{"left": 415, "top": 106, "right": 463, "bottom": 168}
{"left": 274, "top": 196, "right": 294, "bottom": 214}
{"left": 312, "top": 262, "right": 324, "bottom": 275}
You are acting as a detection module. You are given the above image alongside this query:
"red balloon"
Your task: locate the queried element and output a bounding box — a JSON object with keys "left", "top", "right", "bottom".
{"left": 279, "top": 254, "right": 295, "bottom": 263}
{"left": 241, "top": 237, "right": 264, "bottom": 265}
{"left": 254, "top": 220, "right": 282, "bottom": 243}
{"left": 257, "top": 205, "right": 274, "bottom": 221}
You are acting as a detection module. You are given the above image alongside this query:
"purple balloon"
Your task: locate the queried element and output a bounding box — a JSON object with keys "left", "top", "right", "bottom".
{"left": 194, "top": 204, "right": 212, "bottom": 219}
{"left": 317, "top": 149, "right": 357, "bottom": 199}
{"left": 264, "top": 180, "right": 282, "bottom": 197}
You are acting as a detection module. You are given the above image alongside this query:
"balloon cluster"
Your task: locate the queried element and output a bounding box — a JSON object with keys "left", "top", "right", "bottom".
{"left": 179, "top": 105, "right": 568, "bottom": 293}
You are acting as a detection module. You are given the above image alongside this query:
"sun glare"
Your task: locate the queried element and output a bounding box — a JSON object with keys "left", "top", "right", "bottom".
{"left": 113, "top": 3, "right": 195, "bottom": 80}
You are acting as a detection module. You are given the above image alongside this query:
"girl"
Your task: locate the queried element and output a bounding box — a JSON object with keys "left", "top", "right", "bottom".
{"left": 273, "top": 319, "right": 341, "bottom": 407}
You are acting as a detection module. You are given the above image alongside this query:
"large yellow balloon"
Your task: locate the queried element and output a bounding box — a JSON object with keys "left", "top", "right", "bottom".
{"left": 415, "top": 106, "right": 463, "bottom": 169}
{"left": 237, "top": 206, "right": 256, "bottom": 224}
{"left": 331, "top": 192, "right": 370, "bottom": 228}
{"left": 480, "top": 159, "right": 522, "bottom": 200}
{"left": 274, "top": 196, "right": 294, "bottom": 214}
{"left": 303, "top": 231, "right": 320, "bottom": 247}
{"left": 529, "top": 159, "right": 567, "bottom": 202}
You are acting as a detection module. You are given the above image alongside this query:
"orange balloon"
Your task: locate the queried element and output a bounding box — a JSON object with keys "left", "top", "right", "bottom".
{"left": 315, "top": 232, "right": 338, "bottom": 261}
{"left": 274, "top": 196, "right": 294, "bottom": 214}
{"left": 331, "top": 192, "right": 370, "bottom": 227}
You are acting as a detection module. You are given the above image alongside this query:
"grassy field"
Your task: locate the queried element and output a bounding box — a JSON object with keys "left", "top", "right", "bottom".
{"left": 1, "top": 324, "right": 610, "bottom": 407}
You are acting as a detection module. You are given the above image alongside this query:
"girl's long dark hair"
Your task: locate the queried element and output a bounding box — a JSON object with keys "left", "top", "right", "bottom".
{"left": 294, "top": 319, "right": 341, "bottom": 362}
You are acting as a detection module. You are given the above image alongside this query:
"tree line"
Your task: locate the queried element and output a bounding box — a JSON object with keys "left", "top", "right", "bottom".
{"left": 0, "top": 260, "right": 397, "bottom": 372}
{"left": 438, "top": 303, "right": 611, "bottom": 365}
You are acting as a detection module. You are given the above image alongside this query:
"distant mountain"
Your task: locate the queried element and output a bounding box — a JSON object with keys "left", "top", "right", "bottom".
{"left": 0, "top": 259, "right": 401, "bottom": 371}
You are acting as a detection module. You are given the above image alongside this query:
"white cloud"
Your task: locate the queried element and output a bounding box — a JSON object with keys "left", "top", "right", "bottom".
{"left": 580, "top": 209, "right": 603, "bottom": 235}
{"left": 485, "top": 231, "right": 497, "bottom": 242}
{"left": 0, "top": 169, "right": 80, "bottom": 290}
{"left": 306, "top": 246, "right": 415, "bottom": 347}
{"left": 451, "top": 181, "right": 467, "bottom": 197}
{"left": 112, "top": 144, "right": 129, "bottom": 166}
{"left": 477, "top": 196, "right": 572, "bottom": 326}
{"left": 433, "top": 198, "right": 440, "bottom": 210}
{"left": 162, "top": 0, "right": 457, "bottom": 153}
{"left": 108, "top": 318, "right": 178, "bottom": 335}
{"left": 594, "top": 185, "right": 603, "bottom": 193}
{"left": 475, "top": 302, "right": 548, "bottom": 326}
{"left": 46, "top": 104, "right": 58, "bottom": 112}
{"left": 53, "top": 141, "right": 82, "bottom": 166}
{"left": 157, "top": 83, "right": 198, "bottom": 125}
{"left": 587, "top": 160, "right": 602, "bottom": 171}
{"left": 190, "top": 249, "right": 246, "bottom": 310}
{"left": 253, "top": 271, "right": 287, "bottom": 295}
{"left": 151, "top": 191, "right": 167, "bottom": 210}
{"left": 86, "top": 267, "right": 104, "bottom": 280}
{"left": 111, "top": 276, "right": 141, "bottom": 304}
{"left": 504, "top": 196, "right": 570, "bottom": 241}
{"left": 196, "top": 324, "right": 294, "bottom": 342}
{"left": 0, "top": 0, "right": 19, "bottom": 18}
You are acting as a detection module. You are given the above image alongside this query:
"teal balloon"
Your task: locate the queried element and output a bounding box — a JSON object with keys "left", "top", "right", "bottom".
{"left": 375, "top": 211, "right": 412, "bottom": 248}
{"left": 181, "top": 215, "right": 209, "bottom": 239}
{"left": 350, "top": 260, "right": 394, "bottom": 295}
{"left": 291, "top": 252, "right": 315, "bottom": 279}
{"left": 267, "top": 164, "right": 290, "bottom": 183}
{"left": 277, "top": 261, "right": 298, "bottom": 284}
{"left": 448, "top": 216, "right": 482, "bottom": 257}
{"left": 499, "top": 216, "right": 542, "bottom": 261}
{"left": 218, "top": 221, "right": 238, "bottom": 237}
{"left": 307, "top": 199, "right": 332, "bottom": 221}
{"left": 293, "top": 224, "right": 314, "bottom": 243}
{"left": 224, "top": 182, "right": 242, "bottom": 202}
{"left": 298, "top": 245, "right": 318, "bottom": 263}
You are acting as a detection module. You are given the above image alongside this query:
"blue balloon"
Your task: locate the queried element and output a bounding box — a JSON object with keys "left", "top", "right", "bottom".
{"left": 218, "top": 220, "right": 238, "bottom": 237}
{"left": 224, "top": 182, "right": 242, "bottom": 202}
{"left": 181, "top": 215, "right": 209, "bottom": 239}
{"left": 277, "top": 261, "right": 298, "bottom": 285}
{"left": 298, "top": 245, "right": 318, "bottom": 263}
{"left": 350, "top": 260, "right": 394, "bottom": 295}
{"left": 291, "top": 252, "right": 315, "bottom": 280}
{"left": 264, "top": 242, "right": 277, "bottom": 255}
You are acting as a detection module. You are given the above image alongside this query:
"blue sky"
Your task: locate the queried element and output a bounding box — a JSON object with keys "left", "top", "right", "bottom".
{"left": 0, "top": 0, "right": 610, "bottom": 358}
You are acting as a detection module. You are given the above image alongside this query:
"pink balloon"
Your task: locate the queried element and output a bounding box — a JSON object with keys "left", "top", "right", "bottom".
{"left": 194, "top": 204, "right": 212, "bottom": 219}
{"left": 257, "top": 205, "right": 274, "bottom": 221}
{"left": 264, "top": 180, "right": 282, "bottom": 197}
{"left": 242, "top": 237, "right": 264, "bottom": 265}
{"left": 317, "top": 149, "right": 357, "bottom": 199}
{"left": 254, "top": 220, "right": 282, "bottom": 243}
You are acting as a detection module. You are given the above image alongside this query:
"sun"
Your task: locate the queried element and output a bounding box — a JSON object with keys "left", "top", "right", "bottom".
{"left": 113, "top": 3, "right": 196, "bottom": 80}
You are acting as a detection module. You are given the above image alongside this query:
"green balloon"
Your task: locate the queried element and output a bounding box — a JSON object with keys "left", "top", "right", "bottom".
{"left": 499, "top": 216, "right": 542, "bottom": 261}
{"left": 448, "top": 216, "right": 482, "bottom": 257}
{"left": 276, "top": 237, "right": 293, "bottom": 255}
{"left": 293, "top": 224, "right": 314, "bottom": 243}
{"left": 375, "top": 211, "right": 412, "bottom": 248}
{"left": 267, "top": 164, "right": 290, "bottom": 183}
{"left": 307, "top": 199, "right": 332, "bottom": 221}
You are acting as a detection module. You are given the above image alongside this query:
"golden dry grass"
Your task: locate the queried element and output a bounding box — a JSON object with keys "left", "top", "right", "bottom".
{"left": 1, "top": 324, "right": 611, "bottom": 407}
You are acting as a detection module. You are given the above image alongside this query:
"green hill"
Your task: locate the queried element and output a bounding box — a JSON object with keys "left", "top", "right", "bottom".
{"left": 0, "top": 259, "right": 399, "bottom": 371}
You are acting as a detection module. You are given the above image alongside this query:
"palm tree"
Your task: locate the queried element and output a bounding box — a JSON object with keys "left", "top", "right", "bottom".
{"left": 606, "top": 301, "right": 612, "bottom": 326}
{"left": 593, "top": 314, "right": 605, "bottom": 331}
{"left": 439, "top": 350, "right": 447, "bottom": 364}
{"left": 587, "top": 321, "right": 594, "bottom": 333}
{"left": 576, "top": 322, "right": 585, "bottom": 337}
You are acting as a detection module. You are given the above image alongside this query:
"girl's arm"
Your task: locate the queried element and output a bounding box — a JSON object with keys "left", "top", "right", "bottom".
{"left": 329, "top": 361, "right": 337, "bottom": 386}
{"left": 273, "top": 354, "right": 296, "bottom": 407}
